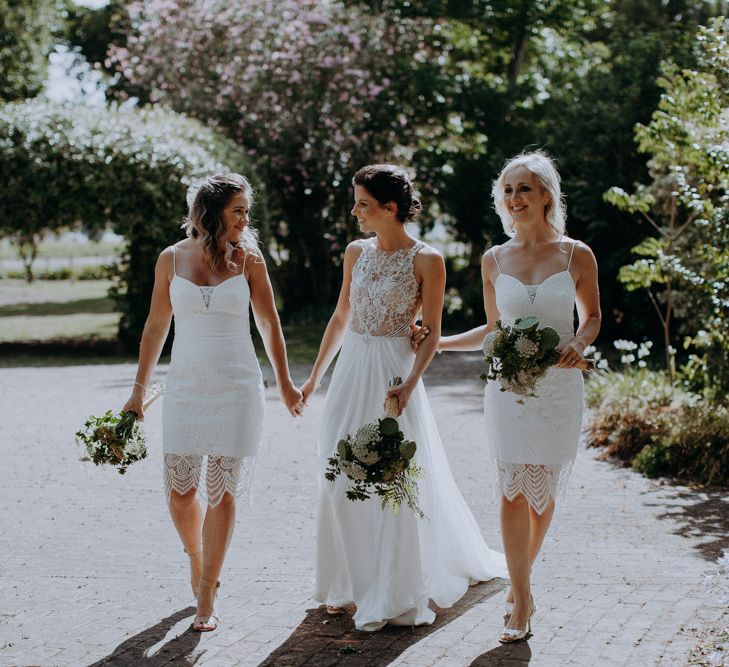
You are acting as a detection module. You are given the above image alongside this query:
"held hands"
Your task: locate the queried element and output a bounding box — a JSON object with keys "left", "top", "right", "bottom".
{"left": 123, "top": 386, "right": 146, "bottom": 421}
{"left": 556, "top": 338, "right": 589, "bottom": 370}
{"left": 384, "top": 381, "right": 415, "bottom": 417}
{"left": 280, "top": 380, "right": 305, "bottom": 417}
{"left": 299, "top": 377, "right": 319, "bottom": 405}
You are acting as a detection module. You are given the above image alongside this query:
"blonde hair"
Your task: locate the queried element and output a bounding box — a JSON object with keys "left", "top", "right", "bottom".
{"left": 491, "top": 150, "right": 566, "bottom": 237}
{"left": 183, "top": 173, "right": 259, "bottom": 271}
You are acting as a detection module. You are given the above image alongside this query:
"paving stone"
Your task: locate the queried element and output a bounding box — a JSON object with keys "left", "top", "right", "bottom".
{"left": 0, "top": 355, "right": 726, "bottom": 666}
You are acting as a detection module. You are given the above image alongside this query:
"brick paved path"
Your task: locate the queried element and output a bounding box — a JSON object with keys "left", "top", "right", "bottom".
{"left": 0, "top": 354, "right": 726, "bottom": 666}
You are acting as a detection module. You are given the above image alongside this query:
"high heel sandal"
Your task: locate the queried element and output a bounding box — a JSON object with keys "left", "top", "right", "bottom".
{"left": 504, "top": 592, "right": 535, "bottom": 621}
{"left": 184, "top": 546, "right": 203, "bottom": 598}
{"left": 192, "top": 579, "right": 220, "bottom": 632}
{"left": 326, "top": 606, "right": 344, "bottom": 615}
{"left": 499, "top": 596, "right": 535, "bottom": 644}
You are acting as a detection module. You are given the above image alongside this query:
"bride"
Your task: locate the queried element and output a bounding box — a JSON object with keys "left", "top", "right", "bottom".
{"left": 300, "top": 164, "right": 506, "bottom": 632}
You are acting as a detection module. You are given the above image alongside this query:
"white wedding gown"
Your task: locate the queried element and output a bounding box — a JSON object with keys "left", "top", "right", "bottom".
{"left": 315, "top": 237, "right": 506, "bottom": 632}
{"left": 483, "top": 241, "right": 584, "bottom": 514}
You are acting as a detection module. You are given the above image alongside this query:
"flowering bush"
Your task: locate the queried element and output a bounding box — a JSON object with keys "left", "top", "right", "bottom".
{"left": 107, "top": 0, "right": 439, "bottom": 309}
{"left": 585, "top": 341, "right": 728, "bottom": 485}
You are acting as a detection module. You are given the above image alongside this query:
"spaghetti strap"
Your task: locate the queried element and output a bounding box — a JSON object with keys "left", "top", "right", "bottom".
{"left": 171, "top": 246, "right": 176, "bottom": 276}
{"left": 567, "top": 241, "right": 577, "bottom": 271}
{"left": 491, "top": 247, "right": 502, "bottom": 274}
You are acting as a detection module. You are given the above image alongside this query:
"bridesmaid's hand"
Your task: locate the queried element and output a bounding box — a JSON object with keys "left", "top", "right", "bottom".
{"left": 557, "top": 338, "right": 589, "bottom": 370}
{"left": 123, "top": 386, "right": 146, "bottom": 421}
{"left": 384, "top": 381, "right": 415, "bottom": 417}
{"left": 280, "top": 380, "right": 305, "bottom": 417}
{"left": 299, "top": 377, "right": 319, "bottom": 406}
{"left": 409, "top": 322, "right": 431, "bottom": 353}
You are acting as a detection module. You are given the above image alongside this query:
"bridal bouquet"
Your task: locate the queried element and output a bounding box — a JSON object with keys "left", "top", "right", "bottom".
{"left": 325, "top": 377, "right": 425, "bottom": 518}
{"left": 75, "top": 383, "right": 164, "bottom": 474}
{"left": 481, "top": 316, "right": 562, "bottom": 402}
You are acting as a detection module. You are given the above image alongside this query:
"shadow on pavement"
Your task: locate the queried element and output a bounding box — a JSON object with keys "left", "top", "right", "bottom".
{"left": 654, "top": 488, "right": 729, "bottom": 561}
{"left": 259, "top": 579, "right": 506, "bottom": 666}
{"left": 87, "top": 606, "right": 200, "bottom": 666}
{"left": 470, "top": 639, "right": 532, "bottom": 665}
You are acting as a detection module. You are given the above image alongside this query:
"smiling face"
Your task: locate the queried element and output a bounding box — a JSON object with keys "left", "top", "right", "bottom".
{"left": 502, "top": 166, "right": 551, "bottom": 227}
{"left": 220, "top": 191, "right": 251, "bottom": 243}
{"left": 351, "top": 184, "right": 396, "bottom": 233}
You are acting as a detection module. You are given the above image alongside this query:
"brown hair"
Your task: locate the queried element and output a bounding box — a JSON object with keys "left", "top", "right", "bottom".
{"left": 353, "top": 164, "right": 422, "bottom": 223}
{"left": 182, "top": 173, "right": 258, "bottom": 271}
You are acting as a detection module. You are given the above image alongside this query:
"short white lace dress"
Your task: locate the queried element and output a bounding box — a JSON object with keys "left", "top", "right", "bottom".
{"left": 161, "top": 246, "right": 265, "bottom": 507}
{"left": 483, "top": 241, "right": 584, "bottom": 514}
{"left": 315, "top": 237, "right": 506, "bottom": 632}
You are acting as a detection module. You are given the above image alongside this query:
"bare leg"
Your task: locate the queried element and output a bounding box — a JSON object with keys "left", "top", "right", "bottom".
{"left": 500, "top": 494, "right": 532, "bottom": 632}
{"left": 506, "top": 497, "right": 555, "bottom": 604}
{"left": 195, "top": 491, "right": 236, "bottom": 624}
{"left": 168, "top": 488, "right": 204, "bottom": 592}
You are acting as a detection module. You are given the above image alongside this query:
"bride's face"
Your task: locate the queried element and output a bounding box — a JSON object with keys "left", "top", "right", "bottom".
{"left": 351, "top": 185, "right": 397, "bottom": 233}
{"left": 501, "top": 166, "right": 550, "bottom": 227}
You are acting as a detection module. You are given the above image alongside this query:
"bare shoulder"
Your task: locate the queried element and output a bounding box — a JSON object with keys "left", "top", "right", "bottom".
{"left": 481, "top": 244, "right": 503, "bottom": 273}
{"left": 414, "top": 243, "right": 445, "bottom": 271}
{"left": 244, "top": 246, "right": 267, "bottom": 276}
{"left": 157, "top": 245, "right": 176, "bottom": 268}
{"left": 344, "top": 239, "right": 367, "bottom": 261}
{"left": 568, "top": 239, "right": 597, "bottom": 269}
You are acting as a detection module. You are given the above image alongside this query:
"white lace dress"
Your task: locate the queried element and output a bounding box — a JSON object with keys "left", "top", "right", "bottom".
{"left": 483, "top": 243, "right": 584, "bottom": 514}
{"left": 161, "top": 247, "right": 264, "bottom": 507}
{"left": 315, "top": 237, "right": 506, "bottom": 632}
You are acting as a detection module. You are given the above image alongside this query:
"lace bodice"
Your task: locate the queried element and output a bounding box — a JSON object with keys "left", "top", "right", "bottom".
{"left": 349, "top": 238, "right": 424, "bottom": 337}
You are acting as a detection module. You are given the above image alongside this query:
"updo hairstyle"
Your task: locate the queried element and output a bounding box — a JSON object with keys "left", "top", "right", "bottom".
{"left": 353, "top": 164, "right": 422, "bottom": 223}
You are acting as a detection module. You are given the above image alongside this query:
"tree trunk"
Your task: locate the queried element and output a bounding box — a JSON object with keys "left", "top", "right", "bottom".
{"left": 507, "top": 0, "right": 532, "bottom": 87}
{"left": 16, "top": 233, "right": 39, "bottom": 283}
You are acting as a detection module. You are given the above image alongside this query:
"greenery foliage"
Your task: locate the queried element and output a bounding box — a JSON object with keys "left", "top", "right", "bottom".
{"left": 0, "top": 99, "right": 260, "bottom": 346}
{"left": 586, "top": 368, "right": 729, "bottom": 486}
{"left": 604, "top": 17, "right": 729, "bottom": 396}
{"left": 0, "top": 0, "right": 59, "bottom": 101}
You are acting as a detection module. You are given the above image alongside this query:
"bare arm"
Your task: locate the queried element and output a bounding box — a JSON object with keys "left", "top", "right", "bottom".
{"left": 300, "top": 243, "right": 361, "bottom": 402}
{"left": 438, "top": 250, "right": 501, "bottom": 352}
{"left": 556, "top": 243, "right": 601, "bottom": 368}
{"left": 385, "top": 249, "right": 446, "bottom": 416}
{"left": 122, "top": 248, "right": 174, "bottom": 419}
{"left": 248, "top": 250, "right": 303, "bottom": 416}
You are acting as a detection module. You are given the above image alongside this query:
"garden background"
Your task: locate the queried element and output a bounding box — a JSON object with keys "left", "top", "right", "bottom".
{"left": 1, "top": 0, "right": 728, "bottom": 484}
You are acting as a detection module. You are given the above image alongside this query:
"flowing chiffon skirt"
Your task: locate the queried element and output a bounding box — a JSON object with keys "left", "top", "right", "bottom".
{"left": 315, "top": 330, "right": 507, "bottom": 631}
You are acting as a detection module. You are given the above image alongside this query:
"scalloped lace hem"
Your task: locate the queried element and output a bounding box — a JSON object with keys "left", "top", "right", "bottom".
{"left": 496, "top": 460, "right": 574, "bottom": 515}
{"left": 163, "top": 453, "right": 256, "bottom": 508}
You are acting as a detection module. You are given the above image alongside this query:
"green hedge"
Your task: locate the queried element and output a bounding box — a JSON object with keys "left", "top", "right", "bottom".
{"left": 0, "top": 100, "right": 265, "bottom": 348}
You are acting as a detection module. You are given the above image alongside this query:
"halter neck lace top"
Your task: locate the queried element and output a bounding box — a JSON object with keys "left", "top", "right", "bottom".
{"left": 349, "top": 237, "right": 424, "bottom": 337}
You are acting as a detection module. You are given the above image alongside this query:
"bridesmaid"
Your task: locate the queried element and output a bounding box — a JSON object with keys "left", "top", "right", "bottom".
{"left": 427, "top": 151, "right": 600, "bottom": 642}
{"left": 122, "top": 174, "right": 303, "bottom": 632}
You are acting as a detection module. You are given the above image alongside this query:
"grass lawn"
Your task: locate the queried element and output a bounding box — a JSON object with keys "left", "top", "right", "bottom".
{"left": 0, "top": 239, "right": 122, "bottom": 259}
{"left": 0, "top": 280, "right": 119, "bottom": 343}
{"left": 0, "top": 278, "right": 324, "bottom": 366}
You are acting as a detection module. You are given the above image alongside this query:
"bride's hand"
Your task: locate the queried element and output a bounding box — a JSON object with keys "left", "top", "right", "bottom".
{"left": 409, "top": 322, "right": 430, "bottom": 352}
{"left": 280, "top": 380, "right": 304, "bottom": 417}
{"left": 384, "top": 381, "right": 415, "bottom": 417}
{"left": 299, "top": 377, "right": 319, "bottom": 405}
{"left": 556, "top": 338, "right": 588, "bottom": 369}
